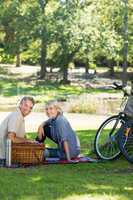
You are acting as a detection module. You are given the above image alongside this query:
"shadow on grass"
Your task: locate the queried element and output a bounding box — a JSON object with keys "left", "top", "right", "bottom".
{"left": 0, "top": 76, "right": 88, "bottom": 98}
{"left": 0, "top": 158, "right": 133, "bottom": 200}
{"left": 0, "top": 66, "right": 119, "bottom": 99}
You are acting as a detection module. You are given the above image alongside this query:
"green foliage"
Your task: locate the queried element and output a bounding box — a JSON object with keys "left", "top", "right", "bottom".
{"left": 21, "top": 40, "right": 40, "bottom": 65}
{"left": 0, "top": 0, "right": 132, "bottom": 80}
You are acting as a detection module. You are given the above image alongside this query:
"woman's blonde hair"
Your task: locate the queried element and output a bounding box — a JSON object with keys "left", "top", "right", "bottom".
{"left": 45, "top": 100, "right": 63, "bottom": 114}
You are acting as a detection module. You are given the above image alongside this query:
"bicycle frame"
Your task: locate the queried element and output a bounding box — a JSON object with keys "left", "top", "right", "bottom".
{"left": 108, "top": 113, "right": 125, "bottom": 137}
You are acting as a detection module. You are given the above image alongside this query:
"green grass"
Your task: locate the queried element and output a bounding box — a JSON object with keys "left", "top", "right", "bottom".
{"left": 0, "top": 66, "right": 121, "bottom": 113}
{"left": 0, "top": 76, "right": 118, "bottom": 98}
{"left": 0, "top": 66, "right": 119, "bottom": 100}
{"left": 0, "top": 65, "right": 123, "bottom": 115}
{"left": 0, "top": 129, "right": 133, "bottom": 200}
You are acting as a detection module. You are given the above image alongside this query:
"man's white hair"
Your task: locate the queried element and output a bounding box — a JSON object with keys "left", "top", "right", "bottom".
{"left": 19, "top": 96, "right": 35, "bottom": 106}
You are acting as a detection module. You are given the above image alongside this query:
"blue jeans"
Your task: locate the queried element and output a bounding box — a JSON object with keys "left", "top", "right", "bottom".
{"left": 0, "top": 159, "right": 5, "bottom": 167}
{"left": 44, "top": 148, "right": 66, "bottom": 159}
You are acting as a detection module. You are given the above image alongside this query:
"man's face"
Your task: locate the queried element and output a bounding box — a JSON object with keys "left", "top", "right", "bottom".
{"left": 20, "top": 100, "right": 34, "bottom": 117}
{"left": 46, "top": 105, "right": 58, "bottom": 118}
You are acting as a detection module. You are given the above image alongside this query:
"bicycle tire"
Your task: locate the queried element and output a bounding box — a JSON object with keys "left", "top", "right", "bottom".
{"left": 118, "top": 122, "right": 133, "bottom": 163}
{"left": 94, "top": 115, "right": 123, "bottom": 160}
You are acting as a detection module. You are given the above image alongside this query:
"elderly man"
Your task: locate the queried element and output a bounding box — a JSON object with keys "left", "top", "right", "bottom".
{"left": 0, "top": 96, "right": 35, "bottom": 166}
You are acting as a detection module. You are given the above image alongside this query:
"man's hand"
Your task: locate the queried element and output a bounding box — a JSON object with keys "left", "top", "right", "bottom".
{"left": 8, "top": 132, "right": 32, "bottom": 143}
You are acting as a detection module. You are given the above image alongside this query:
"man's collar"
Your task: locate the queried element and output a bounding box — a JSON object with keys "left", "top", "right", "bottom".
{"left": 16, "top": 107, "right": 24, "bottom": 119}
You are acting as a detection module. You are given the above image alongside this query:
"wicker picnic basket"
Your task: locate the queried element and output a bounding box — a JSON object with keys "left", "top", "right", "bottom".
{"left": 11, "top": 142, "right": 45, "bottom": 164}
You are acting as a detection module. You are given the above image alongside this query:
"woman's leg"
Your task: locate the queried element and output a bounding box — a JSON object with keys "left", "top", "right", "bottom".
{"left": 44, "top": 148, "right": 66, "bottom": 159}
{"left": 44, "top": 148, "right": 60, "bottom": 158}
{"left": 0, "top": 159, "right": 5, "bottom": 167}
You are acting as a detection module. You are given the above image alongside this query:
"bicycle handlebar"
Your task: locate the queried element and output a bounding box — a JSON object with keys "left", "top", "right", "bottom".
{"left": 112, "top": 82, "right": 129, "bottom": 97}
{"left": 113, "top": 82, "right": 123, "bottom": 90}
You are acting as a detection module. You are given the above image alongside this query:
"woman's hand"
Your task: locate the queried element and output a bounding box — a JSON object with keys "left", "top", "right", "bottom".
{"left": 38, "top": 125, "right": 45, "bottom": 140}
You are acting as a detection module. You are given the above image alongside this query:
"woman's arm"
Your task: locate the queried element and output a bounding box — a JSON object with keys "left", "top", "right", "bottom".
{"left": 38, "top": 118, "right": 52, "bottom": 139}
{"left": 38, "top": 124, "right": 45, "bottom": 139}
{"left": 63, "top": 141, "right": 71, "bottom": 161}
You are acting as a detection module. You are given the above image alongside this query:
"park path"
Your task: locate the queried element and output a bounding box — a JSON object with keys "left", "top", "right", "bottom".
{"left": 0, "top": 112, "right": 109, "bottom": 132}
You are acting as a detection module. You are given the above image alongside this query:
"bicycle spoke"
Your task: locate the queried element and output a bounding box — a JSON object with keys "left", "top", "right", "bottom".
{"left": 94, "top": 115, "right": 123, "bottom": 160}
{"left": 118, "top": 127, "right": 133, "bottom": 163}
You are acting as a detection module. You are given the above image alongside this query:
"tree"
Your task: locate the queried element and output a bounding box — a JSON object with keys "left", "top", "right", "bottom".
{"left": 0, "top": 0, "right": 37, "bottom": 67}
{"left": 0, "top": 0, "right": 132, "bottom": 82}
{"left": 38, "top": 0, "right": 48, "bottom": 78}
{"left": 50, "top": 0, "right": 96, "bottom": 83}
{"left": 122, "top": 0, "right": 128, "bottom": 86}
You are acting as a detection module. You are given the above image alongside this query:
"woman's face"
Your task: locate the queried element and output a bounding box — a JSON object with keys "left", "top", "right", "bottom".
{"left": 46, "top": 105, "right": 58, "bottom": 118}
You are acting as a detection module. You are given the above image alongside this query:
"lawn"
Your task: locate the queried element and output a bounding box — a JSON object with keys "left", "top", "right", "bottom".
{"left": 0, "top": 129, "right": 133, "bottom": 200}
{"left": 0, "top": 71, "right": 118, "bottom": 99}
{"left": 0, "top": 65, "right": 132, "bottom": 199}
{"left": 0, "top": 65, "right": 121, "bottom": 113}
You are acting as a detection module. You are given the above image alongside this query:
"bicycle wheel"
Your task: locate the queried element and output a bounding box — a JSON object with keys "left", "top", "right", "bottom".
{"left": 94, "top": 115, "right": 124, "bottom": 160}
{"left": 118, "top": 123, "right": 133, "bottom": 163}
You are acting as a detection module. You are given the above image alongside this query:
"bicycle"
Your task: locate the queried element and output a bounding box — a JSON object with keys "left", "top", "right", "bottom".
{"left": 94, "top": 82, "right": 131, "bottom": 161}
{"left": 117, "top": 118, "right": 133, "bottom": 163}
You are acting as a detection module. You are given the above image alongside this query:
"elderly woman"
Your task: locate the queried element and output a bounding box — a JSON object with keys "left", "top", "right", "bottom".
{"left": 36, "top": 100, "right": 80, "bottom": 161}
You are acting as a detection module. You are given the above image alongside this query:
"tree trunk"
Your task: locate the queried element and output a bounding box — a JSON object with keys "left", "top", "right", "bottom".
{"left": 16, "top": 53, "right": 21, "bottom": 67}
{"left": 39, "top": 38, "right": 47, "bottom": 79}
{"left": 85, "top": 63, "right": 89, "bottom": 74}
{"left": 38, "top": 0, "right": 48, "bottom": 79}
{"left": 62, "top": 66, "right": 69, "bottom": 84}
{"left": 131, "top": 81, "right": 133, "bottom": 95}
{"left": 122, "top": 0, "right": 128, "bottom": 86}
{"left": 109, "top": 66, "right": 115, "bottom": 77}
{"left": 50, "top": 67, "right": 52, "bottom": 73}
{"left": 60, "top": 46, "right": 82, "bottom": 84}
{"left": 108, "top": 60, "right": 115, "bottom": 77}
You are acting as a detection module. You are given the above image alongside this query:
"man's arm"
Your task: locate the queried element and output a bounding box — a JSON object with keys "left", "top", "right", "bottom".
{"left": 8, "top": 132, "right": 33, "bottom": 143}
